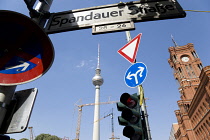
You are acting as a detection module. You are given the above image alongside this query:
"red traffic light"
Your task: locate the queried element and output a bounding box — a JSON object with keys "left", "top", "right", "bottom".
{"left": 120, "top": 93, "right": 138, "bottom": 108}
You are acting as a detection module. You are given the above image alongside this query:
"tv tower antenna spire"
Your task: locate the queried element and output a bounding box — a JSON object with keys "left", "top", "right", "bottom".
{"left": 92, "top": 44, "right": 104, "bottom": 140}
{"left": 97, "top": 44, "right": 100, "bottom": 69}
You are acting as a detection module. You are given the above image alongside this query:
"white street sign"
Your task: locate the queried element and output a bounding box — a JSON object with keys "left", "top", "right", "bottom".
{"left": 45, "top": 0, "right": 186, "bottom": 34}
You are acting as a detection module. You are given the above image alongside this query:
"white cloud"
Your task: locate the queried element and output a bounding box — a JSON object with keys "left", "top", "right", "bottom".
{"left": 76, "top": 60, "right": 96, "bottom": 69}
{"left": 76, "top": 60, "right": 85, "bottom": 68}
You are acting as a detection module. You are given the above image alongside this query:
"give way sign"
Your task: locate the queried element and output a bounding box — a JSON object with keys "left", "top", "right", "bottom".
{"left": 118, "top": 33, "right": 142, "bottom": 63}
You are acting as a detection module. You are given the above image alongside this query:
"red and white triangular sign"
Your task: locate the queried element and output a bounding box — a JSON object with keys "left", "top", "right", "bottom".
{"left": 118, "top": 33, "right": 142, "bottom": 63}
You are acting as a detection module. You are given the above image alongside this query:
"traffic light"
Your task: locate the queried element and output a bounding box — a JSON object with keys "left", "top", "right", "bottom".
{"left": 0, "top": 134, "right": 10, "bottom": 140}
{"left": 117, "top": 93, "right": 144, "bottom": 140}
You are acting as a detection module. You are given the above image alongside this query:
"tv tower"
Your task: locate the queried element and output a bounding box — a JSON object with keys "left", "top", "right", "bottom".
{"left": 92, "top": 44, "right": 104, "bottom": 140}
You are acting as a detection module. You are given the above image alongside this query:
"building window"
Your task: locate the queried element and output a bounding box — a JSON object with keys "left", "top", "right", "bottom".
{"left": 195, "top": 115, "right": 198, "bottom": 124}
{"left": 173, "top": 55, "right": 177, "bottom": 60}
{"left": 191, "top": 71, "right": 196, "bottom": 77}
{"left": 189, "top": 65, "right": 196, "bottom": 77}
{"left": 198, "top": 109, "right": 202, "bottom": 118}
{"left": 184, "top": 104, "right": 190, "bottom": 112}
{"left": 203, "top": 102, "right": 208, "bottom": 112}
{"left": 205, "top": 95, "right": 210, "bottom": 108}
{"left": 203, "top": 123, "right": 209, "bottom": 136}
{"left": 185, "top": 65, "right": 196, "bottom": 78}
{"left": 200, "top": 106, "right": 205, "bottom": 115}
{"left": 191, "top": 51, "right": 199, "bottom": 58}
{"left": 178, "top": 67, "right": 184, "bottom": 78}
{"left": 197, "top": 63, "right": 203, "bottom": 71}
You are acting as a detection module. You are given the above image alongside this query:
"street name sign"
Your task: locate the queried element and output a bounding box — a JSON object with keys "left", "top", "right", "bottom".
{"left": 0, "top": 10, "right": 54, "bottom": 85}
{"left": 125, "top": 62, "right": 147, "bottom": 88}
{"left": 118, "top": 33, "right": 142, "bottom": 63}
{"left": 45, "top": 0, "right": 186, "bottom": 34}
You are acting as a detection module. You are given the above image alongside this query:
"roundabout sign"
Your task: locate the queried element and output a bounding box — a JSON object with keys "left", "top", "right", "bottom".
{"left": 0, "top": 10, "right": 54, "bottom": 85}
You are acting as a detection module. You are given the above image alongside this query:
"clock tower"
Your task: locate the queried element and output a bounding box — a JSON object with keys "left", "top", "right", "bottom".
{"left": 168, "top": 43, "right": 203, "bottom": 101}
{"left": 168, "top": 43, "right": 204, "bottom": 140}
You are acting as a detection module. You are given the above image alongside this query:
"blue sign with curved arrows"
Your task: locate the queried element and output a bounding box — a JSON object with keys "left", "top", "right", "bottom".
{"left": 125, "top": 62, "right": 147, "bottom": 88}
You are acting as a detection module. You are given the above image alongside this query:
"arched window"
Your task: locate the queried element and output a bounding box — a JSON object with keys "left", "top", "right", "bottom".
{"left": 200, "top": 106, "right": 205, "bottom": 115}
{"left": 203, "top": 102, "right": 208, "bottom": 111}
{"left": 206, "top": 120, "right": 209, "bottom": 127}
{"left": 198, "top": 109, "right": 202, "bottom": 118}
{"left": 196, "top": 112, "right": 200, "bottom": 120}
{"left": 203, "top": 123, "right": 209, "bottom": 135}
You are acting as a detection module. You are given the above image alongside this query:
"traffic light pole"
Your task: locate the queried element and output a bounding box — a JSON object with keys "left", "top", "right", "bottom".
{"left": 125, "top": 31, "right": 152, "bottom": 140}
{"left": 141, "top": 94, "right": 152, "bottom": 140}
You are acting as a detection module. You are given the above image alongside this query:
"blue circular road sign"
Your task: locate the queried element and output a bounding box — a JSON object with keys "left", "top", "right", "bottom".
{"left": 124, "top": 62, "right": 147, "bottom": 88}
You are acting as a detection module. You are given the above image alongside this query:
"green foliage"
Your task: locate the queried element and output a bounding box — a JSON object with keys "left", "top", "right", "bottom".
{"left": 34, "top": 133, "right": 61, "bottom": 140}
{"left": 10, "top": 138, "right": 16, "bottom": 140}
{"left": 20, "top": 138, "right": 28, "bottom": 140}
{"left": 45, "top": 135, "right": 61, "bottom": 140}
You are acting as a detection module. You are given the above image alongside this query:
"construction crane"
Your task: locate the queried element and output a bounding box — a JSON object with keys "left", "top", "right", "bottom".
{"left": 109, "top": 109, "right": 120, "bottom": 140}
{"left": 94, "top": 109, "right": 120, "bottom": 140}
{"left": 74, "top": 100, "right": 118, "bottom": 140}
{"left": 28, "top": 127, "right": 34, "bottom": 140}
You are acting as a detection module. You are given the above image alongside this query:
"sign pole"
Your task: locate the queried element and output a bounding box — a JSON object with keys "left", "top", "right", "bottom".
{"left": 33, "top": 0, "right": 53, "bottom": 27}
{"left": 125, "top": 31, "right": 152, "bottom": 140}
{"left": 0, "top": 86, "right": 17, "bottom": 129}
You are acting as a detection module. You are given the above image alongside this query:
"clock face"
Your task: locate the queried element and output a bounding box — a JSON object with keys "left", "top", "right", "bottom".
{"left": 181, "top": 56, "right": 189, "bottom": 62}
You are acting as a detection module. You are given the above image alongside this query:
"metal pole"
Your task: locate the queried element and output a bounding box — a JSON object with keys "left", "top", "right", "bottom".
{"left": 125, "top": 31, "right": 132, "bottom": 42}
{"left": 33, "top": 0, "right": 53, "bottom": 27}
{"left": 125, "top": 31, "right": 152, "bottom": 140}
{"left": 141, "top": 99, "right": 152, "bottom": 140}
{"left": 0, "top": 85, "right": 17, "bottom": 129}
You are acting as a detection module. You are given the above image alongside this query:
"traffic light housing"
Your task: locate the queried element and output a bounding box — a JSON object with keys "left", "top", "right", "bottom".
{"left": 117, "top": 93, "right": 144, "bottom": 140}
{"left": 0, "top": 135, "right": 10, "bottom": 140}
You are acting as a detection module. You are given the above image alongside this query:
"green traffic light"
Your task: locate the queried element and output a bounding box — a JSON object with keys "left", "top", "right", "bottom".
{"left": 123, "top": 125, "right": 143, "bottom": 138}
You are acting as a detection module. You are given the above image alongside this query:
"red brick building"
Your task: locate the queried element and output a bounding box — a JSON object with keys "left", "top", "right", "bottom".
{"left": 168, "top": 43, "right": 210, "bottom": 140}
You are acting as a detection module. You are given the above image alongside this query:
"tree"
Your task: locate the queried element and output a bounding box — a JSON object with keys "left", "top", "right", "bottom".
{"left": 34, "top": 133, "right": 61, "bottom": 140}
{"left": 20, "top": 138, "right": 28, "bottom": 140}
{"left": 45, "top": 135, "right": 61, "bottom": 140}
{"left": 34, "top": 134, "right": 50, "bottom": 140}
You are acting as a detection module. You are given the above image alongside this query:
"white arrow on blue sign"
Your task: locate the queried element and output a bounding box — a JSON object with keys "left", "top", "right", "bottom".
{"left": 124, "top": 62, "right": 147, "bottom": 88}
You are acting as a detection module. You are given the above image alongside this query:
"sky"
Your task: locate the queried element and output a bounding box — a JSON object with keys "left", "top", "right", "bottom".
{"left": 0, "top": 0, "right": 210, "bottom": 140}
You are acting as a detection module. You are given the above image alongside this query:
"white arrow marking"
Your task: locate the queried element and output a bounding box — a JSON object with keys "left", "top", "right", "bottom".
{"left": 6, "top": 61, "right": 30, "bottom": 71}
{"left": 126, "top": 66, "right": 145, "bottom": 84}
